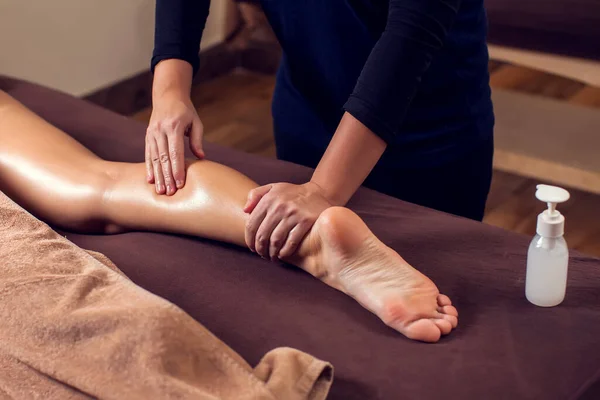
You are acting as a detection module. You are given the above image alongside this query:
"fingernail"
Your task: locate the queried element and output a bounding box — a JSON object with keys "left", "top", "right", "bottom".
{"left": 166, "top": 184, "right": 172, "bottom": 194}
{"left": 176, "top": 180, "right": 183, "bottom": 188}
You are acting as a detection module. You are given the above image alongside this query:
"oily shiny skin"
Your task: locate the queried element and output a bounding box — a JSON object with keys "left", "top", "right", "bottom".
{"left": 0, "top": 90, "right": 255, "bottom": 246}
{"left": 105, "top": 160, "right": 256, "bottom": 244}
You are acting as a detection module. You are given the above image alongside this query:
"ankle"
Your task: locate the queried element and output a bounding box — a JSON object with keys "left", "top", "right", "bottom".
{"left": 284, "top": 229, "right": 328, "bottom": 280}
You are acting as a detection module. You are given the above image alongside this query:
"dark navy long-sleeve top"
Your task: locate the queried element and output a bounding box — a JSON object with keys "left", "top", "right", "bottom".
{"left": 152, "top": 0, "right": 494, "bottom": 168}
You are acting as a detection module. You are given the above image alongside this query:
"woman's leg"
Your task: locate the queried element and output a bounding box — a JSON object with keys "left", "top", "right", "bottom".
{"left": 0, "top": 90, "right": 255, "bottom": 243}
{"left": 0, "top": 91, "right": 458, "bottom": 342}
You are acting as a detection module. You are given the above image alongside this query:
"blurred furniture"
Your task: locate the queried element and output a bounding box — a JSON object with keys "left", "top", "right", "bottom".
{"left": 492, "top": 90, "right": 600, "bottom": 195}
{"left": 486, "top": 0, "right": 600, "bottom": 62}
{"left": 486, "top": 0, "right": 600, "bottom": 194}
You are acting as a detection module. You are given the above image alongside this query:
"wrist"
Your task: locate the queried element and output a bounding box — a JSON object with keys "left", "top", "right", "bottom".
{"left": 154, "top": 88, "right": 192, "bottom": 106}
{"left": 152, "top": 59, "right": 193, "bottom": 103}
{"left": 309, "top": 113, "right": 386, "bottom": 207}
{"left": 308, "top": 180, "right": 346, "bottom": 207}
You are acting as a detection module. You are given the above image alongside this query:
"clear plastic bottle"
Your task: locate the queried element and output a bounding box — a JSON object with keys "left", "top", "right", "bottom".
{"left": 525, "top": 184, "right": 570, "bottom": 307}
{"left": 526, "top": 234, "right": 569, "bottom": 307}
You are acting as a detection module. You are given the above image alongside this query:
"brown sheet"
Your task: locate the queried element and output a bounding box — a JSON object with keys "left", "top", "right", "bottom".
{"left": 2, "top": 76, "right": 600, "bottom": 399}
{"left": 0, "top": 190, "right": 332, "bottom": 399}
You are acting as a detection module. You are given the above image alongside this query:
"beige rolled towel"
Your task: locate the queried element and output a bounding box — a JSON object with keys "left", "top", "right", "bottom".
{"left": 0, "top": 191, "right": 333, "bottom": 400}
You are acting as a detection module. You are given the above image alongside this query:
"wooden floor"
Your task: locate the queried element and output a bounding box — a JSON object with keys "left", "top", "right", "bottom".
{"left": 133, "top": 62, "right": 600, "bottom": 258}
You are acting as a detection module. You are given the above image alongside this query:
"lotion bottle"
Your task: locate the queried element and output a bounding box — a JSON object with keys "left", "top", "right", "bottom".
{"left": 525, "top": 184, "right": 570, "bottom": 307}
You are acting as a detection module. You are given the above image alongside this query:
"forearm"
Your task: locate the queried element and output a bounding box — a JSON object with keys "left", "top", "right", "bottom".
{"left": 149, "top": 2, "right": 208, "bottom": 192}
{"left": 152, "top": 59, "right": 194, "bottom": 102}
{"left": 311, "top": 112, "right": 386, "bottom": 206}
{"left": 312, "top": 0, "right": 460, "bottom": 204}
{"left": 151, "top": 0, "right": 210, "bottom": 75}
{"left": 344, "top": 0, "right": 461, "bottom": 142}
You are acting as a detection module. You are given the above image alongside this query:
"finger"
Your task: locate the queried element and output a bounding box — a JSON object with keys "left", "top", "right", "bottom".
{"left": 254, "top": 209, "right": 285, "bottom": 259}
{"left": 145, "top": 136, "right": 155, "bottom": 183}
{"left": 168, "top": 125, "right": 186, "bottom": 189}
{"left": 245, "top": 199, "right": 270, "bottom": 252}
{"left": 188, "top": 117, "right": 205, "bottom": 159}
{"left": 278, "top": 221, "right": 311, "bottom": 259}
{"left": 269, "top": 219, "right": 296, "bottom": 261}
{"left": 156, "top": 134, "right": 176, "bottom": 195}
{"left": 244, "top": 185, "right": 273, "bottom": 213}
{"left": 149, "top": 138, "right": 165, "bottom": 194}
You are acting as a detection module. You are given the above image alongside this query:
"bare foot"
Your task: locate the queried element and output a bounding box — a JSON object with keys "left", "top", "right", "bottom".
{"left": 292, "top": 207, "right": 458, "bottom": 343}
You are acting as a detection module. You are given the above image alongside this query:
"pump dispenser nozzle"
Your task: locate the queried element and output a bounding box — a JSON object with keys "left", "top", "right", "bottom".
{"left": 535, "top": 184, "right": 570, "bottom": 237}
{"left": 536, "top": 184, "right": 570, "bottom": 213}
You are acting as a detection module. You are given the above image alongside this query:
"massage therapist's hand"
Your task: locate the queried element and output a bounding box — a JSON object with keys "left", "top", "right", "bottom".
{"left": 145, "top": 94, "right": 204, "bottom": 195}
{"left": 146, "top": 59, "right": 204, "bottom": 195}
{"left": 244, "top": 182, "right": 332, "bottom": 260}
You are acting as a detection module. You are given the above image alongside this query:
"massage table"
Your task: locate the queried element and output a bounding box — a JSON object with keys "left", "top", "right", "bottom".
{"left": 2, "top": 76, "right": 600, "bottom": 399}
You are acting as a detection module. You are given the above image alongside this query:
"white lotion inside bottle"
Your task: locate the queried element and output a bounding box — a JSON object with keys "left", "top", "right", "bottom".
{"left": 525, "top": 184, "right": 570, "bottom": 307}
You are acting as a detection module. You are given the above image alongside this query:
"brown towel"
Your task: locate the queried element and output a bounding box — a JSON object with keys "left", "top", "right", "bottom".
{"left": 0, "top": 191, "right": 333, "bottom": 399}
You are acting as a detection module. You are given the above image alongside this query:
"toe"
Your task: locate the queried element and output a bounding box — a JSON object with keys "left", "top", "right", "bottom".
{"left": 400, "top": 319, "right": 442, "bottom": 343}
{"left": 437, "top": 294, "right": 452, "bottom": 306}
{"left": 441, "top": 313, "right": 458, "bottom": 328}
{"left": 433, "top": 318, "right": 453, "bottom": 335}
{"left": 437, "top": 305, "right": 458, "bottom": 318}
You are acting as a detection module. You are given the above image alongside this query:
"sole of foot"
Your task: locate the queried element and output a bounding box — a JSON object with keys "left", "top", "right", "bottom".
{"left": 308, "top": 207, "right": 458, "bottom": 343}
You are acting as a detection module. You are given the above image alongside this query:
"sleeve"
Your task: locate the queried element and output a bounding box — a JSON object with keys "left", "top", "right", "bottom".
{"left": 151, "top": 0, "right": 211, "bottom": 76}
{"left": 343, "top": 0, "right": 461, "bottom": 143}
